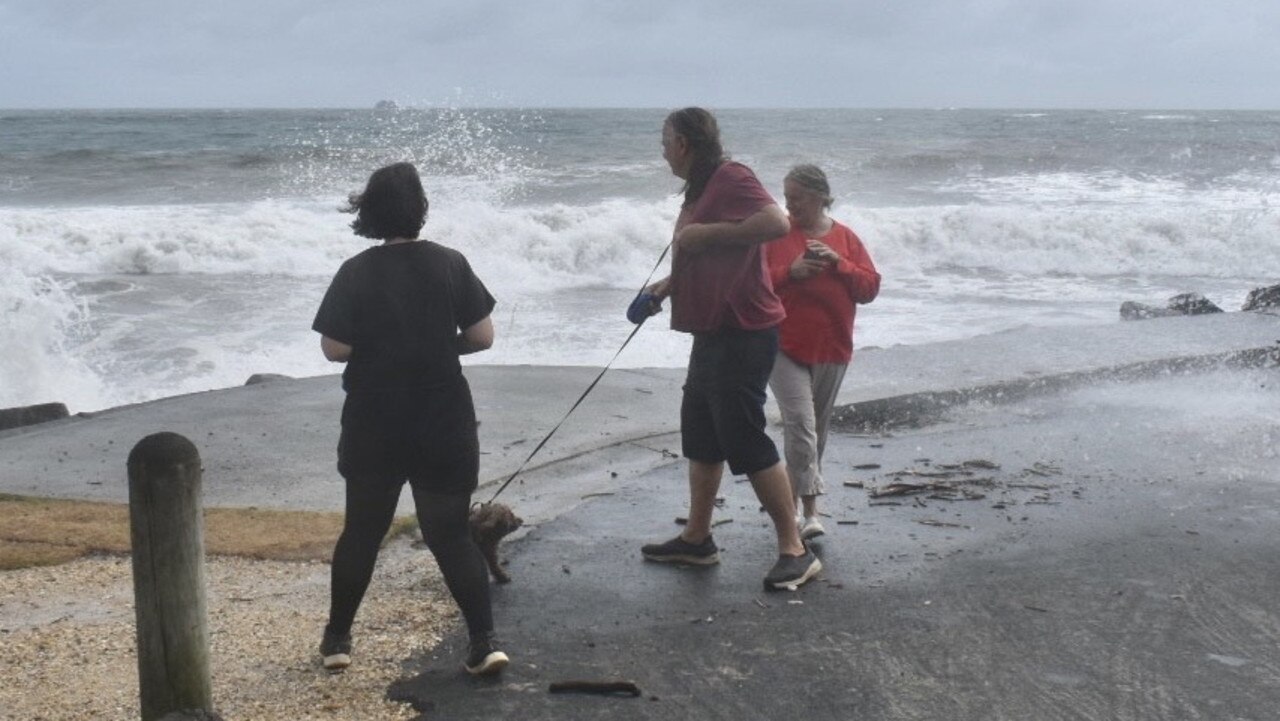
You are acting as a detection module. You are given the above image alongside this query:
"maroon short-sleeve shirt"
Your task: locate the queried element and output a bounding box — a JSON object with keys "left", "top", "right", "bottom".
{"left": 669, "top": 162, "right": 786, "bottom": 333}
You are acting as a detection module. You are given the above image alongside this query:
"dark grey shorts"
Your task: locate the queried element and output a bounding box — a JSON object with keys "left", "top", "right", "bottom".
{"left": 680, "top": 327, "right": 781, "bottom": 476}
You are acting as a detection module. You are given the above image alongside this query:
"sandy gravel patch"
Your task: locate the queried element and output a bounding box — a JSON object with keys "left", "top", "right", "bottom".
{"left": 0, "top": 538, "right": 455, "bottom": 720}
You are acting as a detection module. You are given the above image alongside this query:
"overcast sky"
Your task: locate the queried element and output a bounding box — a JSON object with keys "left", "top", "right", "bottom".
{"left": 2, "top": 0, "right": 1277, "bottom": 109}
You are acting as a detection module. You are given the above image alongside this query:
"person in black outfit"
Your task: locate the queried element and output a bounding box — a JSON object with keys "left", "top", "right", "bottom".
{"left": 311, "top": 162, "right": 508, "bottom": 676}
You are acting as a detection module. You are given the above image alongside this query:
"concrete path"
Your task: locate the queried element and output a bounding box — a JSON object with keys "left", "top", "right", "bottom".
{"left": 391, "top": 362, "right": 1280, "bottom": 720}
{"left": 2, "top": 311, "right": 1275, "bottom": 515}
{"left": 2, "top": 311, "right": 1278, "bottom": 719}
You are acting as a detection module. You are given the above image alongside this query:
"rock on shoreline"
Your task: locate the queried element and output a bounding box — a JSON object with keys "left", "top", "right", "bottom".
{"left": 1121, "top": 283, "right": 1280, "bottom": 320}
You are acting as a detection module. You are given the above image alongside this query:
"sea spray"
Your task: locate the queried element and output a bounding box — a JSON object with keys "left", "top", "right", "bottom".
{"left": 0, "top": 265, "right": 104, "bottom": 409}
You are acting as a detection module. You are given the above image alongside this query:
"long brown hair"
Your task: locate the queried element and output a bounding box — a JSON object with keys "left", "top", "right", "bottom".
{"left": 666, "top": 107, "right": 726, "bottom": 208}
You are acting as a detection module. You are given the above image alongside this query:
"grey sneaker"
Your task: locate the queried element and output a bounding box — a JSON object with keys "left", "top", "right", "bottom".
{"left": 800, "top": 516, "right": 826, "bottom": 541}
{"left": 764, "top": 549, "right": 822, "bottom": 591}
{"left": 319, "top": 628, "right": 352, "bottom": 672}
{"left": 641, "top": 534, "right": 720, "bottom": 565}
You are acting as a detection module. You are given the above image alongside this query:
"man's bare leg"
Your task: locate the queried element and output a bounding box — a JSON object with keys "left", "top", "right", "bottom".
{"left": 748, "top": 461, "right": 805, "bottom": 556}
{"left": 681, "top": 459, "right": 723, "bottom": 543}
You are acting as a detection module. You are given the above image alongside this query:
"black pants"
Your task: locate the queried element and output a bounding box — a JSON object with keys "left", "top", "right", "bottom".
{"left": 326, "top": 476, "right": 493, "bottom": 640}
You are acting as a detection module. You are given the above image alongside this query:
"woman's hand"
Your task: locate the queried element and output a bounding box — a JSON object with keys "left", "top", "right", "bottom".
{"left": 320, "top": 335, "right": 352, "bottom": 363}
{"left": 806, "top": 239, "right": 840, "bottom": 263}
{"left": 790, "top": 240, "right": 837, "bottom": 280}
{"left": 789, "top": 255, "right": 827, "bottom": 281}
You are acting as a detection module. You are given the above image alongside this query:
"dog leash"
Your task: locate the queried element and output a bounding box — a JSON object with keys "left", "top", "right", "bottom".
{"left": 484, "top": 242, "right": 672, "bottom": 504}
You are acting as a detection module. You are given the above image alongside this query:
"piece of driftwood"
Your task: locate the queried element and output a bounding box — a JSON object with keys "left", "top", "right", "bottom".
{"left": 929, "top": 491, "right": 987, "bottom": 501}
{"left": 915, "top": 519, "right": 970, "bottom": 529}
{"left": 889, "top": 468, "right": 974, "bottom": 479}
{"left": 870, "top": 480, "right": 991, "bottom": 501}
{"left": 936, "top": 459, "right": 1000, "bottom": 470}
{"left": 550, "top": 680, "right": 642, "bottom": 697}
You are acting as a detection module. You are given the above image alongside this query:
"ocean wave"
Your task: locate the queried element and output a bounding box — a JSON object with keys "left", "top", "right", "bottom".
{"left": 934, "top": 170, "right": 1280, "bottom": 208}
{"left": 0, "top": 265, "right": 105, "bottom": 409}
{"left": 3, "top": 194, "right": 1277, "bottom": 286}
{"left": 851, "top": 202, "right": 1280, "bottom": 278}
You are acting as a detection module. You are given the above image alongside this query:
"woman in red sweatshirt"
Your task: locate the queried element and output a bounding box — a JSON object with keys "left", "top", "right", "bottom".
{"left": 765, "top": 164, "right": 881, "bottom": 540}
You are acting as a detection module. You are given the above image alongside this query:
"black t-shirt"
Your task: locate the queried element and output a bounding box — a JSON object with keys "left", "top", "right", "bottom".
{"left": 312, "top": 240, "right": 495, "bottom": 394}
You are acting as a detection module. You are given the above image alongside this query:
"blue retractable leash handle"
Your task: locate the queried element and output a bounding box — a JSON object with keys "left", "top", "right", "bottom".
{"left": 485, "top": 242, "right": 672, "bottom": 504}
{"left": 627, "top": 291, "right": 663, "bottom": 324}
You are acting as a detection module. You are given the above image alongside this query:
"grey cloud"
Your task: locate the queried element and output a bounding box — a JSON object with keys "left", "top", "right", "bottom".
{"left": 1, "top": 0, "right": 1277, "bottom": 108}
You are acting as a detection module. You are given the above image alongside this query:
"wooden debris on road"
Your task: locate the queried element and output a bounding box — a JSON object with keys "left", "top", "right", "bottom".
{"left": 549, "top": 680, "right": 643, "bottom": 697}
{"left": 1024, "top": 462, "right": 1062, "bottom": 477}
{"left": 915, "top": 518, "right": 971, "bottom": 529}
{"left": 869, "top": 479, "right": 991, "bottom": 501}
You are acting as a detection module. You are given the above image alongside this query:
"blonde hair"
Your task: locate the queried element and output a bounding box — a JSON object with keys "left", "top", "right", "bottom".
{"left": 785, "top": 164, "right": 833, "bottom": 209}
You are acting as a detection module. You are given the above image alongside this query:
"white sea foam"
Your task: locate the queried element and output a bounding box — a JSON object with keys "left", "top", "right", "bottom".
{"left": 0, "top": 265, "right": 105, "bottom": 409}
{"left": 5, "top": 192, "right": 1275, "bottom": 285}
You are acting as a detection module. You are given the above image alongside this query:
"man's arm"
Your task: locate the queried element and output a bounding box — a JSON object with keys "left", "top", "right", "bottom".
{"left": 675, "top": 204, "right": 789, "bottom": 253}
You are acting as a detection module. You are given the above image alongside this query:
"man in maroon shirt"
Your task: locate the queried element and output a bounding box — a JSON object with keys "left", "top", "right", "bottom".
{"left": 640, "top": 108, "right": 822, "bottom": 591}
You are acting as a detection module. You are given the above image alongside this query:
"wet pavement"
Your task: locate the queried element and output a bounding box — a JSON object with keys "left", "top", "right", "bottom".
{"left": 2, "top": 311, "right": 1279, "bottom": 719}
{"left": 390, "top": 366, "right": 1280, "bottom": 720}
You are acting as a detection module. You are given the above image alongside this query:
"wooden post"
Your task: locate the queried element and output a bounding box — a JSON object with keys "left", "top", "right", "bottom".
{"left": 128, "top": 432, "right": 212, "bottom": 721}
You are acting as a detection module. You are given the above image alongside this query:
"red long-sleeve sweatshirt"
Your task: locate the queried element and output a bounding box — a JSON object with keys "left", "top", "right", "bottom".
{"left": 764, "top": 220, "right": 880, "bottom": 365}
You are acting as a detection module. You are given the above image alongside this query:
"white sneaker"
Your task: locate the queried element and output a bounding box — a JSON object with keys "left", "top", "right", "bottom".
{"left": 800, "top": 516, "right": 826, "bottom": 541}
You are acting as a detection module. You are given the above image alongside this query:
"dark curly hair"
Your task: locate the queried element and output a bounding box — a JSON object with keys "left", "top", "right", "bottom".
{"left": 344, "top": 162, "right": 428, "bottom": 240}
{"left": 666, "top": 107, "right": 727, "bottom": 208}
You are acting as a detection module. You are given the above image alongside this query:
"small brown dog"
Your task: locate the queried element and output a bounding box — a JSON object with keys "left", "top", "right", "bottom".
{"left": 468, "top": 502, "right": 523, "bottom": 583}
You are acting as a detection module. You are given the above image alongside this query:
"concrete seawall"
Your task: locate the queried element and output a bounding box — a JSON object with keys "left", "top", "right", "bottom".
{"left": 1, "top": 311, "right": 1275, "bottom": 515}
